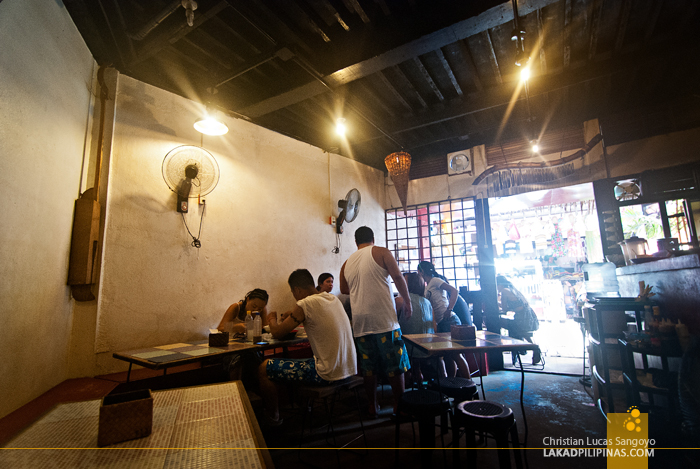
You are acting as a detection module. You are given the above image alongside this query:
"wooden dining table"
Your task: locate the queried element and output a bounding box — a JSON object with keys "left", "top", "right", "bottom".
{"left": 0, "top": 381, "right": 274, "bottom": 469}
{"left": 113, "top": 335, "right": 309, "bottom": 382}
{"left": 403, "top": 331, "right": 540, "bottom": 444}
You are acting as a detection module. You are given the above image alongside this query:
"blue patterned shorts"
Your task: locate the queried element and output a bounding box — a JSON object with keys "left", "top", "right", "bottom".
{"left": 355, "top": 329, "right": 410, "bottom": 378}
{"left": 265, "top": 358, "right": 331, "bottom": 385}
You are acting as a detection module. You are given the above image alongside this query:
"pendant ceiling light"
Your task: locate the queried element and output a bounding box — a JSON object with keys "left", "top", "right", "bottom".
{"left": 385, "top": 151, "right": 411, "bottom": 215}
{"left": 194, "top": 111, "right": 228, "bottom": 136}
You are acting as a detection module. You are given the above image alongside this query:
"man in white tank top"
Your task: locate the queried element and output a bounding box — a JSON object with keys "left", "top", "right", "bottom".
{"left": 339, "top": 226, "right": 412, "bottom": 417}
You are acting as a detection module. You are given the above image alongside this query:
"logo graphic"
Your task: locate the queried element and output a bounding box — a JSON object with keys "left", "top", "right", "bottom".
{"left": 607, "top": 406, "right": 651, "bottom": 469}
{"left": 624, "top": 406, "right": 642, "bottom": 433}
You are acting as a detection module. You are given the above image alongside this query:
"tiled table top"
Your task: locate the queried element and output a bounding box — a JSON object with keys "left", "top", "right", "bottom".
{"left": 404, "top": 331, "right": 538, "bottom": 355}
{"left": 113, "top": 337, "right": 309, "bottom": 370}
{"left": 0, "top": 381, "right": 272, "bottom": 469}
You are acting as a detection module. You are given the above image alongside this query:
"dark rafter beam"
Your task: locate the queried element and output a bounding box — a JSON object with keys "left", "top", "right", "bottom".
{"left": 435, "top": 48, "right": 463, "bottom": 97}
{"left": 536, "top": 8, "right": 547, "bottom": 74}
{"left": 376, "top": 71, "right": 414, "bottom": 112}
{"left": 614, "top": 0, "right": 632, "bottom": 53}
{"left": 563, "top": 0, "right": 572, "bottom": 68}
{"left": 347, "top": 0, "right": 371, "bottom": 23}
{"left": 236, "top": 0, "right": 562, "bottom": 117}
{"left": 456, "top": 40, "right": 483, "bottom": 92}
{"left": 484, "top": 30, "right": 503, "bottom": 85}
{"left": 354, "top": 41, "right": 700, "bottom": 144}
{"left": 131, "top": 1, "right": 228, "bottom": 66}
{"left": 351, "top": 81, "right": 397, "bottom": 118}
{"left": 413, "top": 57, "right": 444, "bottom": 101}
{"left": 588, "top": 0, "right": 603, "bottom": 61}
{"left": 393, "top": 66, "right": 428, "bottom": 109}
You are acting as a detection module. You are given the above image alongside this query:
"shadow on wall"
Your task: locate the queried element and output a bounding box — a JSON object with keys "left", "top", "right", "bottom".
{"left": 119, "top": 80, "right": 177, "bottom": 136}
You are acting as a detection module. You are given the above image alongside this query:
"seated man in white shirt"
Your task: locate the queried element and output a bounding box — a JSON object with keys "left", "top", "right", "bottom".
{"left": 258, "top": 269, "right": 357, "bottom": 426}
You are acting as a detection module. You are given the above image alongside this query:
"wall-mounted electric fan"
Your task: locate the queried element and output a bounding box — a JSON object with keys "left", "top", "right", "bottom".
{"left": 613, "top": 178, "right": 641, "bottom": 202}
{"left": 336, "top": 188, "right": 361, "bottom": 234}
{"left": 162, "top": 145, "right": 220, "bottom": 213}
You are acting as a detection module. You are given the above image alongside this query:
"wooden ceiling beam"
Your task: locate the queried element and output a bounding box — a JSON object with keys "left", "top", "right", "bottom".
{"left": 536, "top": 8, "right": 547, "bottom": 74}
{"left": 393, "top": 65, "right": 428, "bottom": 109}
{"left": 353, "top": 41, "right": 700, "bottom": 144}
{"left": 236, "top": 0, "right": 562, "bottom": 117}
{"left": 587, "top": 0, "right": 603, "bottom": 61}
{"left": 435, "top": 48, "right": 463, "bottom": 97}
{"left": 131, "top": 1, "right": 229, "bottom": 66}
{"left": 376, "top": 71, "right": 414, "bottom": 113}
{"left": 456, "top": 40, "right": 484, "bottom": 92}
{"left": 563, "top": 0, "right": 572, "bottom": 69}
{"left": 412, "top": 57, "right": 445, "bottom": 102}
{"left": 614, "top": 0, "right": 632, "bottom": 53}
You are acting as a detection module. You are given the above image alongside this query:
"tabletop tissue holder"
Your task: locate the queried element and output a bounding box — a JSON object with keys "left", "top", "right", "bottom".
{"left": 98, "top": 389, "right": 153, "bottom": 447}
{"left": 451, "top": 325, "right": 476, "bottom": 340}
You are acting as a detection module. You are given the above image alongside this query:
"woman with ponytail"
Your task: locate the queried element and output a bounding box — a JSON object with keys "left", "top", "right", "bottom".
{"left": 417, "top": 261, "right": 471, "bottom": 378}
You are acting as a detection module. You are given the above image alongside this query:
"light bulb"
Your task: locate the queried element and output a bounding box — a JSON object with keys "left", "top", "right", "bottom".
{"left": 194, "top": 116, "right": 228, "bottom": 136}
{"left": 532, "top": 143, "right": 539, "bottom": 153}
{"left": 335, "top": 118, "right": 347, "bottom": 136}
{"left": 520, "top": 66, "right": 531, "bottom": 81}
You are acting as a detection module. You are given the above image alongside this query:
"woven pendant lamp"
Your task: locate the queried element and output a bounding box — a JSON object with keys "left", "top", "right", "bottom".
{"left": 385, "top": 151, "right": 411, "bottom": 214}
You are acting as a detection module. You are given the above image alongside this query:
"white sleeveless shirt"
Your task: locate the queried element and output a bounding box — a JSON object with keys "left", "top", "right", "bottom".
{"left": 344, "top": 246, "right": 399, "bottom": 337}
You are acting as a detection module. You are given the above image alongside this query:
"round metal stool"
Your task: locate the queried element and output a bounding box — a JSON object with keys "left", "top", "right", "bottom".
{"left": 428, "top": 376, "right": 478, "bottom": 402}
{"left": 452, "top": 400, "right": 523, "bottom": 469}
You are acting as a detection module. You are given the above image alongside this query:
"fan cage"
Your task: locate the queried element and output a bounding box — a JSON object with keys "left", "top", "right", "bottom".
{"left": 162, "top": 145, "right": 220, "bottom": 197}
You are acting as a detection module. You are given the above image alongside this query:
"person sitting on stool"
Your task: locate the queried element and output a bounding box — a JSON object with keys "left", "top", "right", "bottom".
{"left": 497, "top": 275, "right": 541, "bottom": 365}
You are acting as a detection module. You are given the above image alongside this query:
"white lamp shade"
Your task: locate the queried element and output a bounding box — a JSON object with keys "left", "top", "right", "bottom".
{"left": 194, "top": 117, "right": 228, "bottom": 136}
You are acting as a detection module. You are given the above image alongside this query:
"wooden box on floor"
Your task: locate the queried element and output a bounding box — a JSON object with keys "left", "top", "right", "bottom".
{"left": 98, "top": 389, "right": 153, "bottom": 447}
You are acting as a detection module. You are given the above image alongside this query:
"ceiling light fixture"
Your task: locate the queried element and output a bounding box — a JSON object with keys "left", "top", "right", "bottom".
{"left": 531, "top": 141, "right": 539, "bottom": 153}
{"left": 194, "top": 112, "right": 228, "bottom": 136}
{"left": 511, "top": 0, "right": 529, "bottom": 67}
{"left": 385, "top": 151, "right": 411, "bottom": 214}
{"left": 520, "top": 66, "right": 531, "bottom": 81}
{"left": 335, "top": 118, "right": 347, "bottom": 136}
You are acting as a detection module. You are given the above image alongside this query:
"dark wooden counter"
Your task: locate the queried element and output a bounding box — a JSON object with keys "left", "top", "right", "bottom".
{"left": 616, "top": 253, "right": 700, "bottom": 334}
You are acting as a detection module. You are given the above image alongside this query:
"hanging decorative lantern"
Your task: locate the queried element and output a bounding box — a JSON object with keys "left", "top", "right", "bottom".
{"left": 385, "top": 151, "right": 411, "bottom": 214}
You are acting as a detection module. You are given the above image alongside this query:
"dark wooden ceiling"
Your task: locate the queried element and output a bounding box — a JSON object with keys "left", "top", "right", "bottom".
{"left": 64, "top": 0, "right": 700, "bottom": 177}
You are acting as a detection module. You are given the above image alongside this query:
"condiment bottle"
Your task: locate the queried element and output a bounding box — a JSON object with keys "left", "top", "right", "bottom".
{"left": 253, "top": 312, "right": 262, "bottom": 337}
{"left": 245, "top": 310, "right": 254, "bottom": 341}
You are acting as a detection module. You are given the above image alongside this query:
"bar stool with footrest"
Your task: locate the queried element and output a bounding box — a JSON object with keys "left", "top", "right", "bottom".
{"left": 296, "top": 375, "right": 367, "bottom": 467}
{"left": 451, "top": 400, "right": 523, "bottom": 469}
{"left": 394, "top": 388, "right": 451, "bottom": 468}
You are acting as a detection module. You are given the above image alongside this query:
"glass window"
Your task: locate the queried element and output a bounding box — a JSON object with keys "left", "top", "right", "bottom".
{"left": 386, "top": 196, "right": 480, "bottom": 290}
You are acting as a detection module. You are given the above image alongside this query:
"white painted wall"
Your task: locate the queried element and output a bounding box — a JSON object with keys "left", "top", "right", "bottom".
{"left": 85, "top": 76, "right": 387, "bottom": 374}
{"left": 0, "top": 0, "right": 95, "bottom": 418}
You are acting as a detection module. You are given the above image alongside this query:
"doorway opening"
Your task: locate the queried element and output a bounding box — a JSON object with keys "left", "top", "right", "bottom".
{"left": 489, "top": 182, "right": 603, "bottom": 374}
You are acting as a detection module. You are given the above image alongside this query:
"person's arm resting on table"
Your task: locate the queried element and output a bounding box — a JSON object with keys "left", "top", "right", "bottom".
{"left": 267, "top": 306, "right": 305, "bottom": 339}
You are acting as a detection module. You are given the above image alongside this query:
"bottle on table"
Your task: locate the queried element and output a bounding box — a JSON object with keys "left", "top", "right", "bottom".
{"left": 253, "top": 312, "right": 262, "bottom": 337}
{"left": 245, "top": 310, "right": 254, "bottom": 341}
